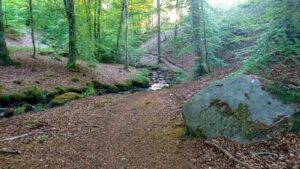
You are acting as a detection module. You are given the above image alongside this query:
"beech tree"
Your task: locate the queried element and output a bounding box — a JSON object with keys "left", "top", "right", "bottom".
{"left": 64, "top": 0, "right": 77, "bottom": 69}
{"left": 157, "top": 0, "right": 161, "bottom": 63}
{"left": 190, "top": 0, "right": 208, "bottom": 76}
{"left": 0, "top": 0, "right": 13, "bottom": 66}
{"left": 28, "top": 0, "right": 36, "bottom": 58}
{"left": 124, "top": 0, "right": 129, "bottom": 69}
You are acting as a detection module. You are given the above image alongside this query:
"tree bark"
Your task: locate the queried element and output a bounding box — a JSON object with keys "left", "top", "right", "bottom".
{"left": 64, "top": 0, "right": 77, "bottom": 69}
{"left": 190, "top": 0, "right": 208, "bottom": 76}
{"left": 124, "top": 0, "right": 129, "bottom": 70}
{"left": 174, "top": 0, "right": 179, "bottom": 39}
{"left": 0, "top": 0, "right": 13, "bottom": 66}
{"left": 116, "top": 0, "right": 125, "bottom": 62}
{"left": 28, "top": 0, "right": 36, "bottom": 58}
{"left": 201, "top": 0, "right": 208, "bottom": 70}
{"left": 157, "top": 0, "right": 161, "bottom": 63}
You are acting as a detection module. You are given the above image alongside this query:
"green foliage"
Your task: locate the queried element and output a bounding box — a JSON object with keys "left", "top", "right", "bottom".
{"left": 80, "top": 84, "right": 96, "bottom": 98}
{"left": 223, "top": 0, "right": 300, "bottom": 73}
{"left": 23, "top": 86, "right": 47, "bottom": 101}
{"left": 266, "top": 83, "right": 300, "bottom": 103}
{"left": 13, "top": 105, "right": 26, "bottom": 115}
{"left": 128, "top": 69, "right": 150, "bottom": 87}
{"left": 34, "top": 103, "right": 47, "bottom": 112}
{"left": 189, "top": 128, "right": 206, "bottom": 138}
{"left": 233, "top": 104, "right": 261, "bottom": 140}
{"left": 37, "top": 135, "right": 48, "bottom": 144}
{"left": 292, "top": 113, "right": 300, "bottom": 135}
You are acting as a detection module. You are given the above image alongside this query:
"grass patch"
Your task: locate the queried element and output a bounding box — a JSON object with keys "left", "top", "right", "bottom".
{"left": 128, "top": 69, "right": 150, "bottom": 87}
{"left": 13, "top": 105, "right": 26, "bottom": 115}
{"left": 266, "top": 82, "right": 300, "bottom": 103}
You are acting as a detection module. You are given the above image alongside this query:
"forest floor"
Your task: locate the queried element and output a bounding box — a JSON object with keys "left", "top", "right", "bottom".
{"left": 1, "top": 36, "right": 300, "bottom": 168}
{"left": 0, "top": 51, "right": 136, "bottom": 92}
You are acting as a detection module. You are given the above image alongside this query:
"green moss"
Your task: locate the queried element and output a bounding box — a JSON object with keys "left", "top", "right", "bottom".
{"left": 114, "top": 82, "right": 132, "bottom": 91}
{"left": 189, "top": 128, "right": 206, "bottom": 138}
{"left": 0, "top": 92, "right": 23, "bottom": 104}
{"left": 23, "top": 86, "right": 47, "bottom": 101}
{"left": 233, "top": 104, "right": 262, "bottom": 140}
{"left": 292, "top": 113, "right": 300, "bottom": 135}
{"left": 34, "top": 103, "right": 47, "bottom": 112}
{"left": 50, "top": 92, "right": 81, "bottom": 106}
{"left": 71, "top": 78, "right": 80, "bottom": 83}
{"left": 266, "top": 83, "right": 300, "bottom": 103}
{"left": 90, "top": 80, "right": 119, "bottom": 92}
{"left": 210, "top": 99, "right": 233, "bottom": 115}
{"left": 0, "top": 85, "right": 4, "bottom": 94}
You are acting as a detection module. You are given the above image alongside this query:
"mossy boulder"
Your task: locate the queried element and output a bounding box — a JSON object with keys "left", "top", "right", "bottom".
{"left": 183, "top": 75, "right": 296, "bottom": 143}
{"left": 50, "top": 92, "right": 81, "bottom": 106}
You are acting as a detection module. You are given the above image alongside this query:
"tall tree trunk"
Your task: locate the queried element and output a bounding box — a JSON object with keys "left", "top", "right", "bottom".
{"left": 116, "top": 0, "right": 125, "bottom": 62}
{"left": 157, "top": 0, "right": 161, "bottom": 63}
{"left": 28, "top": 0, "right": 36, "bottom": 58}
{"left": 190, "top": 0, "right": 208, "bottom": 76}
{"left": 200, "top": 0, "right": 209, "bottom": 71}
{"left": 0, "top": 0, "right": 13, "bottom": 66}
{"left": 96, "top": 0, "right": 101, "bottom": 57}
{"left": 124, "top": 0, "right": 129, "bottom": 70}
{"left": 174, "top": 0, "right": 179, "bottom": 39}
{"left": 64, "top": 0, "right": 77, "bottom": 69}
{"left": 84, "top": 0, "right": 92, "bottom": 38}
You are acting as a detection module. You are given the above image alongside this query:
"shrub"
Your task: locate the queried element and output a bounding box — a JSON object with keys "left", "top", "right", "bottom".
{"left": 128, "top": 69, "right": 150, "bottom": 87}
{"left": 13, "top": 106, "right": 26, "bottom": 115}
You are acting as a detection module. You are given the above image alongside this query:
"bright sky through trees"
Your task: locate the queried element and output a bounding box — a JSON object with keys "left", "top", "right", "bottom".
{"left": 208, "top": 0, "right": 245, "bottom": 10}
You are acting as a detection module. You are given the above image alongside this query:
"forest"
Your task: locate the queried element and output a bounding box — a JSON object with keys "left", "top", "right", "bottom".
{"left": 0, "top": 0, "right": 299, "bottom": 168}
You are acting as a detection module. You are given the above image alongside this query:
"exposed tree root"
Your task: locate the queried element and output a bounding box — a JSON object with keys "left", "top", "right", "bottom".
{"left": 204, "top": 140, "right": 256, "bottom": 169}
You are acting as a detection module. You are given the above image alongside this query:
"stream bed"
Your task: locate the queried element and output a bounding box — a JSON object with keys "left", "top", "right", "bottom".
{"left": 0, "top": 69, "right": 178, "bottom": 118}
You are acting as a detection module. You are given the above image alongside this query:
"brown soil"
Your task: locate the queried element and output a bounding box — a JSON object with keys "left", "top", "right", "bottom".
{"left": 1, "top": 63, "right": 299, "bottom": 169}
{"left": 0, "top": 51, "right": 136, "bottom": 92}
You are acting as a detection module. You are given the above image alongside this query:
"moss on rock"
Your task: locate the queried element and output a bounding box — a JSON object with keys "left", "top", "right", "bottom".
{"left": 50, "top": 92, "right": 81, "bottom": 106}
{"left": 292, "top": 113, "right": 300, "bottom": 135}
{"left": 232, "top": 104, "right": 262, "bottom": 140}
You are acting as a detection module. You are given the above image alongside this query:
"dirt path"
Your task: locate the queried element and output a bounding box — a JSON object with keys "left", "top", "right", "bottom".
{"left": 0, "top": 67, "right": 236, "bottom": 169}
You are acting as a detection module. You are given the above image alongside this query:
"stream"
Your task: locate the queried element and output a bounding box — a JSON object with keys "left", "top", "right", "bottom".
{"left": 0, "top": 69, "right": 178, "bottom": 118}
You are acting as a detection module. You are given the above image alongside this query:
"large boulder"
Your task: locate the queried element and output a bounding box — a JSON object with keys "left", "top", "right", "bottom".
{"left": 183, "top": 75, "right": 296, "bottom": 143}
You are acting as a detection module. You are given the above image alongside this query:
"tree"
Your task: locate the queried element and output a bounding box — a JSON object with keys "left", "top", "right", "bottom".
{"left": 200, "top": 0, "right": 208, "bottom": 70}
{"left": 64, "top": 0, "right": 77, "bottom": 69}
{"left": 116, "top": 0, "right": 125, "bottom": 61}
{"left": 124, "top": 0, "right": 129, "bottom": 70}
{"left": 28, "top": 0, "right": 36, "bottom": 58}
{"left": 157, "top": 0, "right": 161, "bottom": 63}
{"left": 174, "top": 0, "right": 179, "bottom": 38}
{"left": 189, "top": 0, "right": 208, "bottom": 76}
{"left": 0, "top": 0, "right": 13, "bottom": 66}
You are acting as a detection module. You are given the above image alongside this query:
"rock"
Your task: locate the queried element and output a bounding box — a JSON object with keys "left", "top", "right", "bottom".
{"left": 50, "top": 92, "right": 81, "bottom": 106}
{"left": 149, "top": 83, "right": 169, "bottom": 91}
{"left": 23, "top": 104, "right": 33, "bottom": 112}
{"left": 0, "top": 108, "right": 14, "bottom": 118}
{"left": 183, "top": 75, "right": 296, "bottom": 143}
{"left": 138, "top": 54, "right": 158, "bottom": 66}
